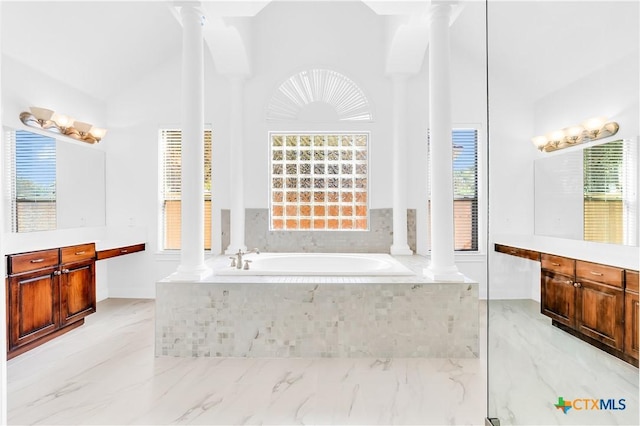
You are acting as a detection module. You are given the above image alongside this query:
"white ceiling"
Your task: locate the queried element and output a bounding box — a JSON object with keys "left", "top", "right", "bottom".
{"left": 480, "top": 0, "right": 639, "bottom": 101}
{"left": 2, "top": 1, "right": 183, "bottom": 101}
{"left": 2, "top": 1, "right": 638, "bottom": 103}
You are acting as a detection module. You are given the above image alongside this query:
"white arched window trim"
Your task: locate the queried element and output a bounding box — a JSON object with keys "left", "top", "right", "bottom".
{"left": 265, "top": 68, "right": 374, "bottom": 122}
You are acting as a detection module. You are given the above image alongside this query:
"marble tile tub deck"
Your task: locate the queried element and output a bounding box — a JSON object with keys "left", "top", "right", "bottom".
{"left": 156, "top": 255, "right": 479, "bottom": 358}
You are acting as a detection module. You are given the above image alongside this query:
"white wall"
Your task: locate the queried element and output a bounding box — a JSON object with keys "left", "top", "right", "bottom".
{"left": 245, "top": 2, "right": 392, "bottom": 209}
{"left": 489, "top": 43, "right": 640, "bottom": 301}
{"left": 532, "top": 51, "right": 639, "bottom": 259}
{"left": 104, "top": 52, "right": 185, "bottom": 298}
{"left": 104, "top": 1, "right": 493, "bottom": 298}
{"left": 534, "top": 53, "right": 639, "bottom": 143}
{"left": 487, "top": 67, "right": 538, "bottom": 300}
{"left": 1, "top": 55, "right": 111, "bottom": 300}
{"left": 104, "top": 2, "right": 415, "bottom": 297}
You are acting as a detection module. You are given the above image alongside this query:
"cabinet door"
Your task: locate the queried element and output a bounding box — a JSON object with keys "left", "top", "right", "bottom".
{"left": 541, "top": 271, "right": 575, "bottom": 328}
{"left": 7, "top": 268, "right": 59, "bottom": 350}
{"left": 576, "top": 279, "right": 624, "bottom": 350}
{"left": 59, "top": 260, "right": 95, "bottom": 326}
{"left": 624, "top": 291, "right": 639, "bottom": 360}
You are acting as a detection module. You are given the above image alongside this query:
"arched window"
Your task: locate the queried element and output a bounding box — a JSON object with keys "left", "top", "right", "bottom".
{"left": 267, "top": 69, "right": 373, "bottom": 231}
{"left": 266, "top": 68, "right": 373, "bottom": 122}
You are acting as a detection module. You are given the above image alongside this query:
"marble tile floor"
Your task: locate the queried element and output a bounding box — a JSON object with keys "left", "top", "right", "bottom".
{"left": 7, "top": 299, "right": 486, "bottom": 425}
{"left": 6, "top": 298, "right": 639, "bottom": 425}
{"left": 488, "top": 299, "right": 639, "bottom": 426}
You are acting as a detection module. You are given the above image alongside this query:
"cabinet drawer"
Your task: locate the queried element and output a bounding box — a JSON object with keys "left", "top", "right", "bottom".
{"left": 495, "top": 244, "right": 540, "bottom": 261}
{"left": 541, "top": 254, "right": 574, "bottom": 276}
{"left": 61, "top": 243, "right": 95, "bottom": 264}
{"left": 625, "top": 270, "right": 639, "bottom": 293}
{"left": 576, "top": 261, "right": 623, "bottom": 288}
{"left": 96, "top": 243, "right": 145, "bottom": 260}
{"left": 8, "top": 249, "right": 59, "bottom": 275}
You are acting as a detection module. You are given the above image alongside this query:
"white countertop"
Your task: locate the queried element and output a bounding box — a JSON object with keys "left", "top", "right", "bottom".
{"left": 493, "top": 234, "right": 639, "bottom": 270}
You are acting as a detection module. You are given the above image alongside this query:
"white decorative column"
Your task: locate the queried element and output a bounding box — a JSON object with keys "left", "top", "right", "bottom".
{"left": 225, "top": 76, "right": 247, "bottom": 254}
{"left": 390, "top": 74, "right": 413, "bottom": 255}
{"left": 424, "top": 1, "right": 464, "bottom": 281}
{"left": 176, "top": 4, "right": 210, "bottom": 279}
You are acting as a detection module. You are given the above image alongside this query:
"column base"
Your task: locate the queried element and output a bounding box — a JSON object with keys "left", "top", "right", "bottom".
{"left": 390, "top": 245, "right": 413, "bottom": 255}
{"left": 169, "top": 264, "right": 212, "bottom": 282}
{"left": 423, "top": 265, "right": 466, "bottom": 282}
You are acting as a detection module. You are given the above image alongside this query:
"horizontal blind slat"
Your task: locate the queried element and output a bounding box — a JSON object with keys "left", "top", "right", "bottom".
{"left": 12, "top": 130, "right": 57, "bottom": 232}
{"left": 428, "top": 128, "right": 479, "bottom": 251}
{"left": 160, "top": 128, "right": 213, "bottom": 250}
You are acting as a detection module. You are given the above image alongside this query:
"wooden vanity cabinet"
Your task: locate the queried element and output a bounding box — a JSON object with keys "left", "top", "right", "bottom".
{"left": 625, "top": 270, "right": 639, "bottom": 360}
{"left": 540, "top": 254, "right": 576, "bottom": 328}
{"left": 7, "top": 263, "right": 60, "bottom": 352}
{"left": 574, "top": 261, "right": 625, "bottom": 351}
{"left": 59, "top": 245, "right": 96, "bottom": 326}
{"left": 497, "top": 244, "right": 638, "bottom": 366}
{"left": 541, "top": 256, "right": 626, "bottom": 353}
{"left": 6, "top": 243, "right": 96, "bottom": 359}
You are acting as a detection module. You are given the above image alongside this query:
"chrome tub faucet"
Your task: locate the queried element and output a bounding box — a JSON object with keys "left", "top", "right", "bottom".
{"left": 229, "top": 248, "right": 260, "bottom": 269}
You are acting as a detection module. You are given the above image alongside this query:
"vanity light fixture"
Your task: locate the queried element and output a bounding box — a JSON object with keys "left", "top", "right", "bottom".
{"left": 19, "top": 106, "right": 107, "bottom": 144}
{"left": 531, "top": 116, "right": 619, "bottom": 152}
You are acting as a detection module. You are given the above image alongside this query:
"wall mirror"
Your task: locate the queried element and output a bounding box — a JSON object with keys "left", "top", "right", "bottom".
{"left": 4, "top": 128, "right": 106, "bottom": 232}
{"left": 534, "top": 138, "right": 638, "bottom": 246}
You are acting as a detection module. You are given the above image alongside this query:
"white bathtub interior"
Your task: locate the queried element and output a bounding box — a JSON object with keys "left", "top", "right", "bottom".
{"left": 213, "top": 252, "right": 415, "bottom": 276}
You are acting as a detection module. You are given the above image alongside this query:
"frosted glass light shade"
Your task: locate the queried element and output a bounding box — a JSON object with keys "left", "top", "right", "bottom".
{"left": 90, "top": 127, "right": 107, "bottom": 140}
{"left": 564, "top": 126, "right": 584, "bottom": 138}
{"left": 53, "top": 114, "right": 73, "bottom": 128}
{"left": 531, "top": 135, "right": 548, "bottom": 149}
{"left": 74, "top": 121, "right": 93, "bottom": 134}
{"left": 564, "top": 125, "right": 584, "bottom": 144}
{"left": 546, "top": 129, "right": 565, "bottom": 144}
{"left": 582, "top": 116, "right": 607, "bottom": 132}
{"left": 29, "top": 107, "right": 54, "bottom": 121}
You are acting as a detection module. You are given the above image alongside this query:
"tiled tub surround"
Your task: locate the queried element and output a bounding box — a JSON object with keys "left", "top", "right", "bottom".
{"left": 156, "top": 255, "right": 478, "bottom": 358}
{"left": 222, "top": 208, "right": 417, "bottom": 253}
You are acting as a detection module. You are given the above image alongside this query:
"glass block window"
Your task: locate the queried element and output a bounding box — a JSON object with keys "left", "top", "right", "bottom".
{"left": 270, "top": 133, "right": 369, "bottom": 231}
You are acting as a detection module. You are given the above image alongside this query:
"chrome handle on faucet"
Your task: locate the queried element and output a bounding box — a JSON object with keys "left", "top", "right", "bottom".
{"left": 243, "top": 260, "right": 252, "bottom": 270}
{"left": 229, "top": 257, "right": 237, "bottom": 268}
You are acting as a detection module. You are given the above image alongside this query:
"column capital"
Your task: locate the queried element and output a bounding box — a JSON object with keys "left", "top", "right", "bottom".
{"left": 177, "top": 2, "right": 205, "bottom": 27}
{"left": 429, "top": 1, "right": 456, "bottom": 22}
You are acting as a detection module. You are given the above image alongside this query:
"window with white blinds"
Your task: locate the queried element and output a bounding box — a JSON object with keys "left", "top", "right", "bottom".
{"left": 7, "top": 130, "right": 57, "bottom": 232}
{"left": 583, "top": 140, "right": 637, "bottom": 245}
{"left": 160, "top": 129, "right": 212, "bottom": 250}
{"left": 428, "top": 128, "right": 479, "bottom": 251}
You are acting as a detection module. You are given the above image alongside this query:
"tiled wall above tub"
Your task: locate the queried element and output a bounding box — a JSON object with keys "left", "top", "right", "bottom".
{"left": 221, "top": 208, "right": 416, "bottom": 253}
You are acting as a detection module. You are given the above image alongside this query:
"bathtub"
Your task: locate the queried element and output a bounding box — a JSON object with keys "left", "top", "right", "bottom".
{"left": 214, "top": 252, "right": 415, "bottom": 276}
